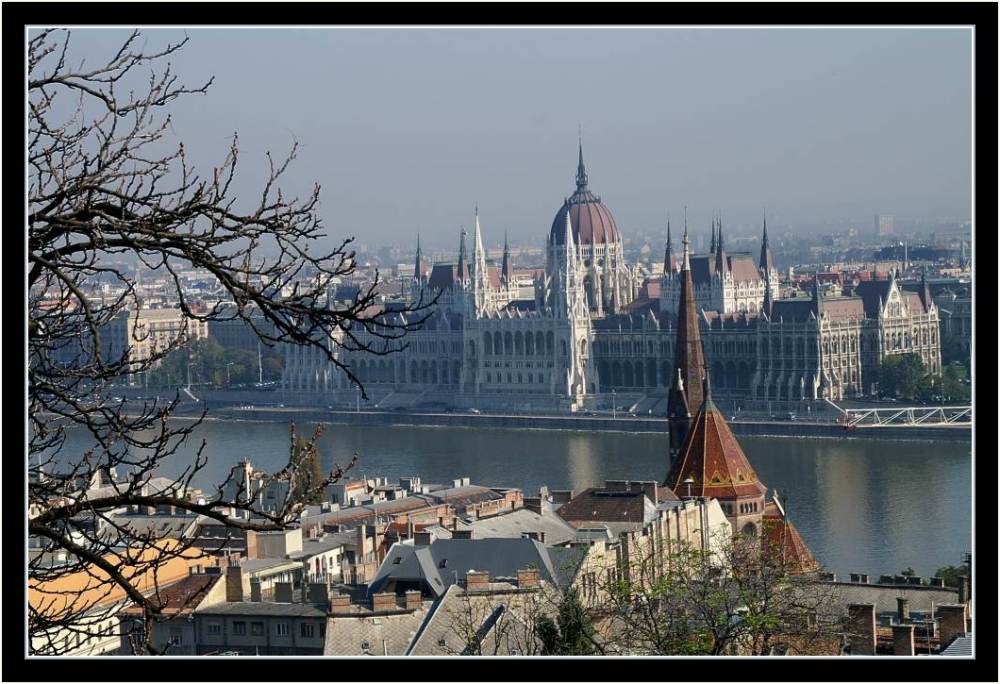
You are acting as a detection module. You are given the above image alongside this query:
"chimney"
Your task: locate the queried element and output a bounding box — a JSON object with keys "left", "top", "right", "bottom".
{"left": 524, "top": 497, "right": 543, "bottom": 515}
{"left": 451, "top": 529, "right": 473, "bottom": 540}
{"left": 245, "top": 529, "right": 258, "bottom": 560}
{"left": 551, "top": 490, "right": 574, "bottom": 504}
{"left": 372, "top": 592, "right": 398, "bottom": 612}
{"left": 896, "top": 597, "right": 910, "bottom": 623}
{"left": 225, "top": 559, "right": 244, "bottom": 602}
{"left": 928, "top": 577, "right": 945, "bottom": 588}
{"left": 892, "top": 624, "right": 915, "bottom": 656}
{"left": 850, "top": 573, "right": 860, "bottom": 583}
{"left": 517, "top": 568, "right": 541, "bottom": 589}
{"left": 274, "top": 582, "right": 294, "bottom": 603}
{"left": 249, "top": 579, "right": 262, "bottom": 602}
{"left": 465, "top": 570, "right": 489, "bottom": 592}
{"left": 307, "top": 583, "right": 328, "bottom": 605}
{"left": 404, "top": 590, "right": 422, "bottom": 611}
{"left": 860, "top": 574, "right": 870, "bottom": 584}
{"left": 847, "top": 604, "right": 876, "bottom": 655}
{"left": 957, "top": 576, "right": 969, "bottom": 604}
{"left": 414, "top": 531, "right": 432, "bottom": 546}
{"left": 936, "top": 604, "right": 968, "bottom": 648}
{"left": 330, "top": 593, "right": 352, "bottom": 614}
{"left": 639, "top": 481, "right": 658, "bottom": 505}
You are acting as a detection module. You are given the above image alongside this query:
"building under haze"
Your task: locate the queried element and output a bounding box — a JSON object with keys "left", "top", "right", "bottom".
{"left": 282, "top": 147, "right": 941, "bottom": 409}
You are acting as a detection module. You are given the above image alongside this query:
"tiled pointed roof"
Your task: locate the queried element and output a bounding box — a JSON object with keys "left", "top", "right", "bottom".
{"left": 664, "top": 383, "right": 767, "bottom": 499}
{"left": 763, "top": 501, "right": 820, "bottom": 575}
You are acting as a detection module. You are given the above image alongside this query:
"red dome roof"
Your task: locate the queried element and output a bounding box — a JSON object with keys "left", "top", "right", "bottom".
{"left": 550, "top": 143, "right": 621, "bottom": 247}
{"left": 551, "top": 192, "right": 621, "bottom": 247}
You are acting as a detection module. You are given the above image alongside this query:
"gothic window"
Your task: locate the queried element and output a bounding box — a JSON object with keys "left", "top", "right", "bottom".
{"left": 486, "top": 372, "right": 491, "bottom": 384}
{"left": 560, "top": 340, "right": 568, "bottom": 357}
{"left": 515, "top": 331, "right": 524, "bottom": 356}
{"left": 526, "top": 334, "right": 534, "bottom": 355}
{"left": 546, "top": 332, "right": 554, "bottom": 355}
{"left": 484, "top": 332, "right": 493, "bottom": 356}
{"left": 504, "top": 332, "right": 513, "bottom": 355}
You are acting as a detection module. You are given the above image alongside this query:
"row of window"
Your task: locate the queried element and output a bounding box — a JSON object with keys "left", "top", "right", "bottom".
{"left": 206, "top": 620, "right": 324, "bottom": 639}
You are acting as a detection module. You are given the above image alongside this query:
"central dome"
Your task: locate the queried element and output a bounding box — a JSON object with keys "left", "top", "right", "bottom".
{"left": 550, "top": 145, "right": 620, "bottom": 247}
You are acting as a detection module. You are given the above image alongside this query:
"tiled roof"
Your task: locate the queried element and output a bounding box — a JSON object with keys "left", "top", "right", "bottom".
{"left": 762, "top": 501, "right": 820, "bottom": 575}
{"left": 550, "top": 191, "right": 620, "bottom": 247}
{"left": 664, "top": 389, "right": 768, "bottom": 500}
{"left": 555, "top": 488, "right": 653, "bottom": 528}
{"left": 424, "top": 485, "right": 503, "bottom": 507}
{"left": 123, "top": 573, "right": 221, "bottom": 616}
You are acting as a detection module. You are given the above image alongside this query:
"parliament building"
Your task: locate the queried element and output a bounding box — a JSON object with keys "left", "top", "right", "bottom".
{"left": 282, "top": 146, "right": 941, "bottom": 412}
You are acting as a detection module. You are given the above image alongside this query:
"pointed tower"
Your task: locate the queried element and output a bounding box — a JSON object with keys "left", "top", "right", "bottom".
{"left": 760, "top": 211, "right": 776, "bottom": 315}
{"left": 501, "top": 230, "right": 514, "bottom": 285}
{"left": 414, "top": 234, "right": 424, "bottom": 284}
{"left": 665, "top": 367, "right": 768, "bottom": 536}
{"left": 918, "top": 266, "right": 934, "bottom": 312}
{"left": 812, "top": 274, "right": 823, "bottom": 319}
{"left": 715, "top": 216, "right": 729, "bottom": 274}
{"left": 457, "top": 227, "right": 468, "bottom": 287}
{"left": 709, "top": 217, "right": 717, "bottom": 254}
{"left": 471, "top": 205, "right": 490, "bottom": 310}
{"left": 663, "top": 217, "right": 677, "bottom": 275}
{"left": 576, "top": 134, "right": 589, "bottom": 192}
{"left": 665, "top": 217, "right": 706, "bottom": 470}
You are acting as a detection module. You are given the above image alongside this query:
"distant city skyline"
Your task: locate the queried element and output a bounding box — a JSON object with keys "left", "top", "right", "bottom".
{"left": 53, "top": 28, "right": 973, "bottom": 251}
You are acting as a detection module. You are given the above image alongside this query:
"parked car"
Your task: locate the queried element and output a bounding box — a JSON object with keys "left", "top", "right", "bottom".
{"left": 786, "top": 412, "right": 797, "bottom": 421}
{"left": 468, "top": 408, "right": 481, "bottom": 414}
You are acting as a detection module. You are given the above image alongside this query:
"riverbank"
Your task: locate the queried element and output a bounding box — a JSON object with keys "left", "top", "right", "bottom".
{"left": 188, "top": 405, "right": 971, "bottom": 443}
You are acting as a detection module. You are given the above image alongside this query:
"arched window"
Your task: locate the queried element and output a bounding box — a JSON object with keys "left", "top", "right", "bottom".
{"left": 484, "top": 332, "right": 493, "bottom": 356}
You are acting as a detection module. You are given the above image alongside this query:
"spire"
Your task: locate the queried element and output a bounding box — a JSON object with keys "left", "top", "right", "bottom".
{"left": 501, "top": 230, "right": 513, "bottom": 284}
{"left": 457, "top": 227, "right": 467, "bottom": 286}
{"left": 664, "top": 216, "right": 676, "bottom": 274}
{"left": 709, "top": 217, "right": 716, "bottom": 253}
{"left": 682, "top": 207, "right": 691, "bottom": 271}
{"left": 666, "top": 202, "right": 706, "bottom": 474}
{"left": 702, "top": 363, "right": 714, "bottom": 408}
{"left": 715, "top": 215, "right": 728, "bottom": 274}
{"left": 812, "top": 274, "right": 823, "bottom": 317}
{"left": 575, "top": 131, "right": 589, "bottom": 191}
{"left": 919, "top": 265, "right": 933, "bottom": 312}
{"left": 414, "top": 233, "right": 423, "bottom": 283}
{"left": 759, "top": 209, "right": 775, "bottom": 273}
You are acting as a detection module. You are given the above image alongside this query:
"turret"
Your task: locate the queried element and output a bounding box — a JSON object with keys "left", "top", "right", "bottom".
{"left": 759, "top": 210, "right": 775, "bottom": 274}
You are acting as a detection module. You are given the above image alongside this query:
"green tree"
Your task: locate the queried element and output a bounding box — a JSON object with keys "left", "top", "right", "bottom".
{"left": 877, "top": 353, "right": 928, "bottom": 400}
{"left": 934, "top": 564, "right": 969, "bottom": 588}
{"left": 289, "top": 424, "right": 327, "bottom": 506}
{"left": 536, "top": 589, "right": 598, "bottom": 655}
{"left": 940, "top": 363, "right": 971, "bottom": 402}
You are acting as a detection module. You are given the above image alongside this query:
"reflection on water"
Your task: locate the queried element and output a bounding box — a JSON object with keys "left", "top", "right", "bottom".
{"left": 49, "top": 419, "right": 971, "bottom": 579}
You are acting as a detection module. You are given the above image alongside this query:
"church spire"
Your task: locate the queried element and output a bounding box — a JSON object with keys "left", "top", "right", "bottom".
{"left": 665, "top": 204, "right": 706, "bottom": 476}
{"left": 710, "top": 216, "right": 716, "bottom": 253}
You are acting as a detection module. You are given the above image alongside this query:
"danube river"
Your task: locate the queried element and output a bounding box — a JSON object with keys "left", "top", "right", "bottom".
{"left": 56, "top": 419, "right": 972, "bottom": 580}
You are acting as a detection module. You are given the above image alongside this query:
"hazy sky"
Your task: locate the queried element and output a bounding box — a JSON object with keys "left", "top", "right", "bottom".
{"left": 50, "top": 28, "right": 972, "bottom": 251}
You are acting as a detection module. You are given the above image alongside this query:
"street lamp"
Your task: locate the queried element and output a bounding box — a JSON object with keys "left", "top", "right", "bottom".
{"left": 683, "top": 476, "right": 694, "bottom": 499}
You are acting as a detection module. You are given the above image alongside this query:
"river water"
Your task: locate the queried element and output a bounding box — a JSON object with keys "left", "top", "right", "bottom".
{"left": 52, "top": 419, "right": 972, "bottom": 580}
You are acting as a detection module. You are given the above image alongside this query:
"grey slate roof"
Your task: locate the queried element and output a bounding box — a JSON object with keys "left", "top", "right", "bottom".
{"left": 939, "top": 634, "right": 972, "bottom": 656}
{"left": 194, "top": 601, "right": 327, "bottom": 617}
{"left": 369, "top": 538, "right": 573, "bottom": 597}
{"left": 456, "top": 508, "right": 578, "bottom": 546}
{"left": 324, "top": 603, "right": 434, "bottom": 656}
{"left": 814, "top": 581, "right": 961, "bottom": 616}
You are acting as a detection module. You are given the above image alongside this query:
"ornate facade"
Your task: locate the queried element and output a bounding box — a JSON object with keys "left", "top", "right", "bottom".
{"left": 282, "top": 149, "right": 941, "bottom": 409}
